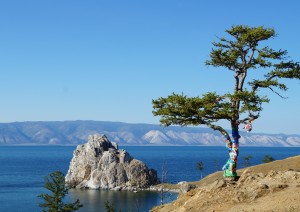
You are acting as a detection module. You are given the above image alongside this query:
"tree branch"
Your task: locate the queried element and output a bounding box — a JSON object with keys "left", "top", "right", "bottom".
{"left": 206, "top": 122, "right": 231, "bottom": 141}
{"left": 268, "top": 87, "right": 288, "bottom": 99}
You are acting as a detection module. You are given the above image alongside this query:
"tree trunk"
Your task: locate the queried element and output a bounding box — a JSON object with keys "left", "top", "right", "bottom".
{"left": 222, "top": 124, "right": 239, "bottom": 178}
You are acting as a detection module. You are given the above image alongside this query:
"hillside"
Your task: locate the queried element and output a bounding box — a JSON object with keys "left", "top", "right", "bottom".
{"left": 151, "top": 155, "right": 300, "bottom": 212}
{"left": 0, "top": 120, "right": 300, "bottom": 146}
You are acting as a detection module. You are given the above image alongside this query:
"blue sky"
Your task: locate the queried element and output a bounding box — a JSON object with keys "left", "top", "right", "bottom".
{"left": 0, "top": 0, "right": 300, "bottom": 134}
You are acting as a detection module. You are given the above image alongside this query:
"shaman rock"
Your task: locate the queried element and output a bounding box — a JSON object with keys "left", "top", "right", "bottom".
{"left": 65, "top": 134, "right": 159, "bottom": 190}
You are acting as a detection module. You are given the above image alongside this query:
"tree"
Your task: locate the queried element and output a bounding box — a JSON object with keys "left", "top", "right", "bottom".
{"left": 196, "top": 161, "right": 204, "bottom": 179}
{"left": 38, "top": 171, "right": 83, "bottom": 212}
{"left": 242, "top": 155, "right": 253, "bottom": 168}
{"left": 159, "top": 162, "right": 168, "bottom": 205}
{"left": 152, "top": 25, "right": 300, "bottom": 178}
{"left": 262, "top": 154, "right": 275, "bottom": 163}
{"left": 104, "top": 201, "right": 115, "bottom": 212}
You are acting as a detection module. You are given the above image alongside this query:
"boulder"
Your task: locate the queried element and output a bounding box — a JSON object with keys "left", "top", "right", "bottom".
{"left": 65, "top": 134, "right": 159, "bottom": 190}
{"left": 180, "top": 182, "right": 197, "bottom": 194}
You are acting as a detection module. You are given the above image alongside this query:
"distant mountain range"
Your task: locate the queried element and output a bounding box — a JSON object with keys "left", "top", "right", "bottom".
{"left": 0, "top": 120, "right": 299, "bottom": 146}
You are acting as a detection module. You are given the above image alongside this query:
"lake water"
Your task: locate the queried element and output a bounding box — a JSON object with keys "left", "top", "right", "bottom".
{"left": 0, "top": 146, "right": 299, "bottom": 212}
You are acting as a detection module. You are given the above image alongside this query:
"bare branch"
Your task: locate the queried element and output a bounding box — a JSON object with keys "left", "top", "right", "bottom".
{"left": 268, "top": 87, "right": 288, "bottom": 99}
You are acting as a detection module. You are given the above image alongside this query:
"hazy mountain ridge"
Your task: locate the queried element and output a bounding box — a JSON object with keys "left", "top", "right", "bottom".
{"left": 0, "top": 121, "right": 299, "bottom": 146}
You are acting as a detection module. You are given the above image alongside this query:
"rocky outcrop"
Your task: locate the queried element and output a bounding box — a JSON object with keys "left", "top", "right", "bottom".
{"left": 65, "top": 134, "right": 159, "bottom": 190}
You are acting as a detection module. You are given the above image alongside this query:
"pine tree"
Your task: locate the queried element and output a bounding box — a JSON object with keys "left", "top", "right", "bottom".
{"left": 242, "top": 155, "right": 253, "bottom": 167}
{"left": 262, "top": 154, "right": 275, "bottom": 163}
{"left": 104, "top": 201, "right": 115, "bottom": 212}
{"left": 38, "top": 171, "right": 83, "bottom": 212}
{"left": 196, "top": 161, "right": 204, "bottom": 179}
{"left": 152, "top": 25, "right": 300, "bottom": 178}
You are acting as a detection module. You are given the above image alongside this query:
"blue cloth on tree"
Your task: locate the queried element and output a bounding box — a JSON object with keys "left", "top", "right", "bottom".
{"left": 231, "top": 129, "right": 240, "bottom": 145}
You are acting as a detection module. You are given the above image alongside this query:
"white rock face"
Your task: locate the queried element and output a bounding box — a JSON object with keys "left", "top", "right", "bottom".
{"left": 65, "top": 134, "right": 159, "bottom": 190}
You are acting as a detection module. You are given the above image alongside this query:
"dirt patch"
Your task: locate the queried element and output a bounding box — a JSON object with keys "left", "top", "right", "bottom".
{"left": 151, "top": 155, "right": 300, "bottom": 212}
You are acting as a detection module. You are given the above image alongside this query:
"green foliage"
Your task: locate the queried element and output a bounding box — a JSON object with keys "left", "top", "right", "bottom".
{"left": 104, "top": 201, "right": 115, "bottom": 212}
{"left": 196, "top": 161, "right": 204, "bottom": 171}
{"left": 262, "top": 154, "right": 275, "bottom": 163}
{"left": 153, "top": 92, "right": 232, "bottom": 126}
{"left": 242, "top": 155, "right": 253, "bottom": 167}
{"left": 152, "top": 25, "right": 300, "bottom": 135}
{"left": 196, "top": 161, "right": 204, "bottom": 179}
{"left": 206, "top": 26, "right": 276, "bottom": 70}
{"left": 38, "top": 171, "right": 83, "bottom": 212}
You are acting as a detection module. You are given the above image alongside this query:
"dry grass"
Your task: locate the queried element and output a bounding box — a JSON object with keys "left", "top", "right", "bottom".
{"left": 151, "top": 155, "right": 300, "bottom": 212}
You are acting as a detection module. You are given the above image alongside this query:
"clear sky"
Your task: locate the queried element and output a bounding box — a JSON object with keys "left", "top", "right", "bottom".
{"left": 1, "top": 0, "right": 299, "bottom": 134}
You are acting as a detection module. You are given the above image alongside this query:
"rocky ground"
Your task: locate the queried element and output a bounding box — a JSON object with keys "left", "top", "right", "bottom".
{"left": 151, "top": 155, "right": 300, "bottom": 212}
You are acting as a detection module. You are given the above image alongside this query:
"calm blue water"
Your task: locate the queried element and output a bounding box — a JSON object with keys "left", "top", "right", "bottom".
{"left": 0, "top": 146, "right": 299, "bottom": 212}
